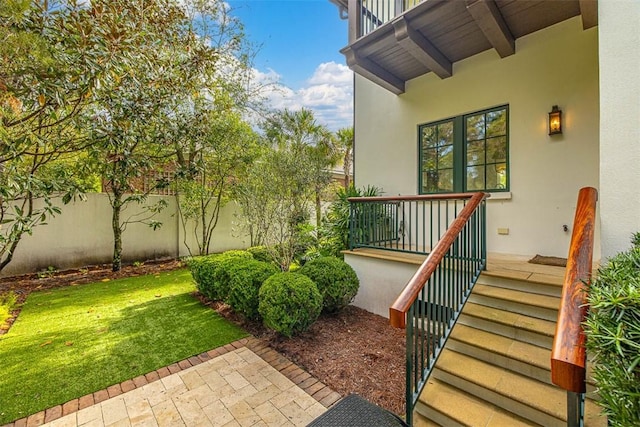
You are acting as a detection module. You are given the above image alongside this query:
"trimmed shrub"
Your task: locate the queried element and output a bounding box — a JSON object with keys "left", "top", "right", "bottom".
{"left": 247, "top": 246, "right": 278, "bottom": 266}
{"left": 211, "top": 251, "right": 253, "bottom": 301}
{"left": 188, "top": 250, "right": 253, "bottom": 301}
{"left": 584, "top": 237, "right": 640, "bottom": 427}
{"left": 258, "top": 272, "right": 322, "bottom": 337}
{"left": 187, "top": 255, "right": 221, "bottom": 300}
{"left": 227, "top": 259, "right": 279, "bottom": 320}
{"left": 298, "top": 256, "right": 359, "bottom": 313}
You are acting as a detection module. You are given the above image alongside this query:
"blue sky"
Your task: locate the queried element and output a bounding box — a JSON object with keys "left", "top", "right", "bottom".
{"left": 227, "top": 0, "right": 353, "bottom": 130}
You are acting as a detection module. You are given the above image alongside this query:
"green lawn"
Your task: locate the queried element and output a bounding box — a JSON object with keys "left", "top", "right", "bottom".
{"left": 0, "top": 269, "right": 247, "bottom": 424}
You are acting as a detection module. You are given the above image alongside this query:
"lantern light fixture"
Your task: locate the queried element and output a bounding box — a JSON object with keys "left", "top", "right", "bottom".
{"left": 548, "top": 105, "right": 562, "bottom": 135}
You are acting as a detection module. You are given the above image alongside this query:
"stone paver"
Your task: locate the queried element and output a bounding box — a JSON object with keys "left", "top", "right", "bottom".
{"left": 30, "top": 346, "right": 331, "bottom": 427}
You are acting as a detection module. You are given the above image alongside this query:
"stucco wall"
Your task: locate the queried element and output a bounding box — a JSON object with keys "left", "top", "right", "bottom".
{"left": 598, "top": 1, "right": 640, "bottom": 258}
{"left": 354, "top": 17, "right": 600, "bottom": 259}
{"left": 1, "top": 193, "right": 248, "bottom": 276}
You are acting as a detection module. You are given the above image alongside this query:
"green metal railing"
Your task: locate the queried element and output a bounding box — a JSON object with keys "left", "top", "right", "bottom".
{"left": 374, "top": 192, "right": 487, "bottom": 426}
{"left": 348, "top": 194, "right": 481, "bottom": 255}
{"left": 358, "top": 0, "right": 425, "bottom": 37}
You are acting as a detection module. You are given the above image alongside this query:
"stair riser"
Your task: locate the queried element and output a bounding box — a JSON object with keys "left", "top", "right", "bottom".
{"left": 414, "top": 401, "right": 465, "bottom": 427}
{"left": 468, "top": 294, "right": 558, "bottom": 321}
{"left": 432, "top": 369, "right": 566, "bottom": 427}
{"left": 458, "top": 313, "right": 554, "bottom": 349}
{"left": 477, "top": 275, "right": 562, "bottom": 298}
{"left": 447, "top": 340, "right": 552, "bottom": 385}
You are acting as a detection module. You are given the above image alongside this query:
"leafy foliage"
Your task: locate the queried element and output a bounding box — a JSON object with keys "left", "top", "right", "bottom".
{"left": 584, "top": 236, "right": 640, "bottom": 426}
{"left": 227, "top": 259, "right": 279, "bottom": 320}
{"left": 317, "top": 185, "right": 384, "bottom": 258}
{"left": 246, "top": 246, "right": 278, "bottom": 266}
{"left": 258, "top": 272, "right": 322, "bottom": 337}
{"left": 298, "top": 256, "right": 359, "bottom": 313}
{"left": 188, "top": 250, "right": 253, "bottom": 301}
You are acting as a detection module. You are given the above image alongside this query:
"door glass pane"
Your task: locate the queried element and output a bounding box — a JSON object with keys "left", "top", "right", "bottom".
{"left": 487, "top": 136, "right": 507, "bottom": 163}
{"left": 422, "top": 125, "right": 437, "bottom": 148}
{"left": 486, "top": 109, "right": 506, "bottom": 137}
{"left": 466, "top": 140, "right": 485, "bottom": 166}
{"left": 437, "top": 121, "right": 453, "bottom": 147}
{"left": 466, "top": 114, "right": 485, "bottom": 141}
{"left": 438, "top": 145, "right": 454, "bottom": 168}
{"left": 466, "top": 165, "right": 485, "bottom": 191}
{"left": 486, "top": 163, "right": 507, "bottom": 190}
{"left": 438, "top": 168, "right": 453, "bottom": 192}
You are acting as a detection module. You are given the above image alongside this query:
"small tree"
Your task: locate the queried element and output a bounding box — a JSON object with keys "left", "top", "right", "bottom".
{"left": 175, "top": 107, "right": 259, "bottom": 256}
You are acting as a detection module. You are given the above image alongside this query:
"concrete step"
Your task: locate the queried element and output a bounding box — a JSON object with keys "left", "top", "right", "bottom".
{"left": 448, "top": 323, "right": 551, "bottom": 385}
{"left": 431, "top": 349, "right": 605, "bottom": 427}
{"left": 416, "top": 378, "right": 537, "bottom": 427}
{"left": 459, "top": 301, "right": 556, "bottom": 349}
{"left": 449, "top": 323, "right": 600, "bottom": 395}
{"left": 469, "top": 284, "right": 560, "bottom": 321}
{"left": 477, "top": 272, "right": 563, "bottom": 298}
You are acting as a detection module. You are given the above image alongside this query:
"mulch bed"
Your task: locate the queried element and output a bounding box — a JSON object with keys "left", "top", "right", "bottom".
{"left": 0, "top": 259, "right": 406, "bottom": 415}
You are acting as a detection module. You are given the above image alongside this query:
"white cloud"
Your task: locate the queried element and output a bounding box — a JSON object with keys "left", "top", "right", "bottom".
{"left": 252, "top": 61, "right": 353, "bottom": 131}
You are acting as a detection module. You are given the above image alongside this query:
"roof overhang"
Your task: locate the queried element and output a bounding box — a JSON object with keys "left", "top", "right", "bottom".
{"left": 336, "top": 0, "right": 598, "bottom": 94}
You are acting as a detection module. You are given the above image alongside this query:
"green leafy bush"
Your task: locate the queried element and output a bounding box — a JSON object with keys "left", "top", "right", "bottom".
{"left": 247, "top": 246, "right": 278, "bottom": 266}
{"left": 187, "top": 255, "right": 220, "bottom": 300}
{"left": 318, "top": 185, "right": 383, "bottom": 258}
{"left": 585, "top": 236, "right": 640, "bottom": 427}
{"left": 227, "top": 259, "right": 279, "bottom": 320}
{"left": 258, "top": 272, "right": 322, "bottom": 337}
{"left": 211, "top": 251, "right": 254, "bottom": 301}
{"left": 298, "top": 256, "right": 359, "bottom": 313}
{"left": 188, "top": 250, "right": 253, "bottom": 301}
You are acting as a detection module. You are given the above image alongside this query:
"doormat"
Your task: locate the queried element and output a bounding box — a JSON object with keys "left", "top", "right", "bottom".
{"left": 528, "top": 254, "right": 567, "bottom": 267}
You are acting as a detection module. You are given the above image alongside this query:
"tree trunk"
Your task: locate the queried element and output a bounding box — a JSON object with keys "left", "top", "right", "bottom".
{"left": 112, "top": 191, "right": 123, "bottom": 272}
{"left": 315, "top": 190, "right": 322, "bottom": 230}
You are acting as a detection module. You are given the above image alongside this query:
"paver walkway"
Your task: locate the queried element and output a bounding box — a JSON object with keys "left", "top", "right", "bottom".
{"left": 6, "top": 338, "right": 341, "bottom": 427}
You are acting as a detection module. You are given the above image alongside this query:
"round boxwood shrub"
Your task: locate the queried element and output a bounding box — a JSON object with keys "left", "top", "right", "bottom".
{"left": 187, "top": 254, "right": 221, "bottom": 300}
{"left": 247, "top": 246, "right": 278, "bottom": 266}
{"left": 210, "top": 250, "right": 253, "bottom": 301}
{"left": 227, "top": 259, "right": 279, "bottom": 320}
{"left": 188, "top": 250, "right": 252, "bottom": 301}
{"left": 298, "top": 256, "right": 359, "bottom": 313}
{"left": 258, "top": 272, "right": 322, "bottom": 337}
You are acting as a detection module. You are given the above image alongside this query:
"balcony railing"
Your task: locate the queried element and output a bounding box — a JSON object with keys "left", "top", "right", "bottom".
{"left": 348, "top": 193, "right": 486, "bottom": 256}
{"left": 349, "top": 0, "right": 423, "bottom": 40}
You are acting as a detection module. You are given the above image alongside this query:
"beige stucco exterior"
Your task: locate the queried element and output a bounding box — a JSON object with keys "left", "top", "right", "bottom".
{"left": 598, "top": 0, "right": 640, "bottom": 258}
{"left": 1, "top": 193, "right": 248, "bottom": 276}
{"left": 353, "top": 16, "right": 600, "bottom": 259}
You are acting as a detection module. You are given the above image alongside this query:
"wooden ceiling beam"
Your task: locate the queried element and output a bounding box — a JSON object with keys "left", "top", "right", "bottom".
{"left": 579, "top": 0, "right": 598, "bottom": 29}
{"left": 342, "top": 46, "right": 406, "bottom": 95}
{"left": 466, "top": 0, "right": 515, "bottom": 58}
{"left": 393, "top": 16, "right": 452, "bottom": 79}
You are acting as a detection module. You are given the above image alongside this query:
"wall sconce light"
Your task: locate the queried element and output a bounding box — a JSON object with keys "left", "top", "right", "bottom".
{"left": 548, "top": 105, "right": 562, "bottom": 135}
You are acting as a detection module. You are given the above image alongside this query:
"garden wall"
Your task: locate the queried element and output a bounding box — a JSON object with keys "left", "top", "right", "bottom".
{"left": 1, "top": 193, "right": 248, "bottom": 277}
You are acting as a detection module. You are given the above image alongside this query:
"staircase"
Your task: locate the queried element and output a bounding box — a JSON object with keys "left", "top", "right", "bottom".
{"left": 412, "top": 267, "right": 606, "bottom": 427}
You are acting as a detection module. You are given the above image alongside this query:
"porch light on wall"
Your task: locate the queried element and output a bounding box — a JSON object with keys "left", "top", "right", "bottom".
{"left": 548, "top": 105, "right": 562, "bottom": 135}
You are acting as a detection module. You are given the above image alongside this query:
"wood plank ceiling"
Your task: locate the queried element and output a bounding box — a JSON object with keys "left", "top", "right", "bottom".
{"left": 339, "top": 0, "right": 598, "bottom": 94}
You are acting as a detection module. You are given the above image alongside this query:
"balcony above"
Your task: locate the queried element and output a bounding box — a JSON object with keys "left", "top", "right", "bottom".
{"left": 335, "top": 0, "right": 598, "bottom": 94}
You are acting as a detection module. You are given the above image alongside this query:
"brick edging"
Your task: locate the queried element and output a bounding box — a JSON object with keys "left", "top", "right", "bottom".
{"left": 2, "top": 336, "right": 341, "bottom": 427}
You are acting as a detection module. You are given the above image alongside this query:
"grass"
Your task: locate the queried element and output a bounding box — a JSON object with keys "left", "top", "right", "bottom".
{"left": 0, "top": 269, "right": 247, "bottom": 424}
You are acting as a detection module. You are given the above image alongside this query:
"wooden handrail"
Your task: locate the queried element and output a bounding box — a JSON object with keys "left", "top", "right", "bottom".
{"left": 348, "top": 192, "right": 480, "bottom": 203}
{"left": 551, "top": 187, "right": 598, "bottom": 393}
{"left": 388, "top": 192, "right": 487, "bottom": 328}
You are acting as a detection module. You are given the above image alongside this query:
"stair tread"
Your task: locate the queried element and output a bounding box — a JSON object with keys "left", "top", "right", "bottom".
{"left": 436, "top": 349, "right": 565, "bottom": 419}
{"left": 473, "top": 284, "right": 560, "bottom": 310}
{"left": 450, "top": 324, "right": 550, "bottom": 371}
{"left": 434, "top": 350, "right": 604, "bottom": 424}
{"left": 462, "top": 302, "right": 556, "bottom": 337}
{"left": 419, "top": 378, "right": 538, "bottom": 427}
